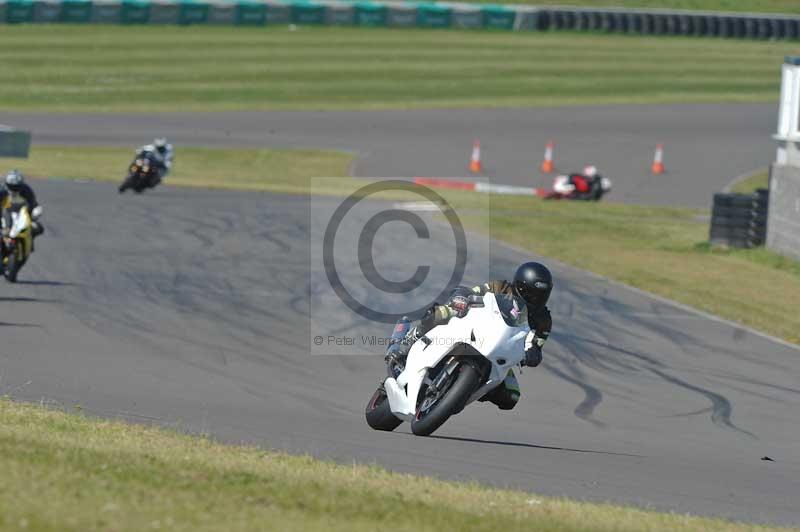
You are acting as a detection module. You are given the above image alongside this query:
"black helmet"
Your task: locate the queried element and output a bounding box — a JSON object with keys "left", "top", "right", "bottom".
{"left": 513, "top": 262, "right": 553, "bottom": 310}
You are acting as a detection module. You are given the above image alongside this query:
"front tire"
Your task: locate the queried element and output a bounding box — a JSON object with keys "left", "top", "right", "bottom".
{"left": 4, "top": 245, "right": 20, "bottom": 283}
{"left": 119, "top": 175, "right": 135, "bottom": 194}
{"left": 365, "top": 386, "right": 403, "bottom": 432}
{"left": 411, "top": 363, "right": 480, "bottom": 437}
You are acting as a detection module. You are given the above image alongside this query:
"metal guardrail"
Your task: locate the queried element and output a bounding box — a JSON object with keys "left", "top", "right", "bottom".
{"left": 1, "top": 0, "right": 799, "bottom": 39}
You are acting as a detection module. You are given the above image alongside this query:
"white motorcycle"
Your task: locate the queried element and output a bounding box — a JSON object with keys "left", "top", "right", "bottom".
{"left": 365, "top": 293, "right": 528, "bottom": 436}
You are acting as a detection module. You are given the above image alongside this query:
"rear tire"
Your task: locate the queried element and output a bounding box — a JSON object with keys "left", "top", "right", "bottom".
{"left": 411, "top": 363, "right": 480, "bottom": 437}
{"left": 365, "top": 386, "right": 403, "bottom": 432}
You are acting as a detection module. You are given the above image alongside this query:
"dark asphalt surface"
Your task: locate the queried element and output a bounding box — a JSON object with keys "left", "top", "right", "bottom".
{"left": 2, "top": 179, "right": 799, "bottom": 525}
{"left": 1, "top": 103, "right": 776, "bottom": 207}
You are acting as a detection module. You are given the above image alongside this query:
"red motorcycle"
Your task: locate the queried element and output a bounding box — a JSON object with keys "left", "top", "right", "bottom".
{"left": 543, "top": 173, "right": 612, "bottom": 201}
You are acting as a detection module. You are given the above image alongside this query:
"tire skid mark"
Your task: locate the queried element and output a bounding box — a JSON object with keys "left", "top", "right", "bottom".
{"left": 649, "top": 368, "right": 756, "bottom": 439}
{"left": 543, "top": 362, "right": 605, "bottom": 428}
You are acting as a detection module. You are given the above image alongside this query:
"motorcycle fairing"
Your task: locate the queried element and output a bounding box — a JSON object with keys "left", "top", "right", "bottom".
{"left": 384, "top": 293, "right": 527, "bottom": 420}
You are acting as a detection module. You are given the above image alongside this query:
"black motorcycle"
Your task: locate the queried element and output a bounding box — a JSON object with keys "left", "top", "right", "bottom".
{"left": 119, "top": 152, "right": 162, "bottom": 194}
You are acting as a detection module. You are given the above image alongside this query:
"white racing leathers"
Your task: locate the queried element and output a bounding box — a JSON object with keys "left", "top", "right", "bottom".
{"left": 384, "top": 293, "right": 528, "bottom": 421}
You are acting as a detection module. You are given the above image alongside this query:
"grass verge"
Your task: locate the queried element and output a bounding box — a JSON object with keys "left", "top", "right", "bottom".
{"left": 6, "top": 145, "right": 355, "bottom": 196}
{"left": 0, "top": 25, "right": 788, "bottom": 112}
{"left": 471, "top": 196, "right": 800, "bottom": 344}
{"left": 0, "top": 398, "right": 790, "bottom": 532}
{"left": 729, "top": 169, "right": 770, "bottom": 194}
{"left": 12, "top": 144, "right": 800, "bottom": 344}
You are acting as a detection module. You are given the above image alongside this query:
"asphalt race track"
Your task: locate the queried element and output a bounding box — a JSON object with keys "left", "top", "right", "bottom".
{"left": 2, "top": 177, "right": 799, "bottom": 525}
{"left": 2, "top": 103, "right": 776, "bottom": 207}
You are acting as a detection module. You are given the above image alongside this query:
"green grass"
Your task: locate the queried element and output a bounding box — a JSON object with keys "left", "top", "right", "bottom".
{"left": 0, "top": 398, "right": 792, "bottom": 532}
{"left": 0, "top": 25, "right": 791, "bottom": 112}
{"left": 470, "top": 196, "right": 800, "bottom": 344}
{"left": 729, "top": 168, "right": 770, "bottom": 194}
{"left": 13, "top": 145, "right": 800, "bottom": 344}
{"left": 5, "top": 145, "right": 356, "bottom": 195}
{"left": 451, "top": 0, "right": 800, "bottom": 14}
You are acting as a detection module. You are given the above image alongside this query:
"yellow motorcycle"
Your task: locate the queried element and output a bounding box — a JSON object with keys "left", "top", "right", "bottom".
{"left": 2, "top": 204, "right": 33, "bottom": 283}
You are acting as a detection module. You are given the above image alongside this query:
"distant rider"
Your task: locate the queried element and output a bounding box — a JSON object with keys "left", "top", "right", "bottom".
{"left": 0, "top": 184, "right": 9, "bottom": 243}
{"left": 386, "top": 262, "right": 554, "bottom": 411}
{"left": 136, "top": 137, "right": 174, "bottom": 184}
{"left": 4, "top": 170, "right": 44, "bottom": 237}
{"left": 554, "top": 166, "right": 611, "bottom": 201}
{"left": 580, "top": 165, "right": 611, "bottom": 201}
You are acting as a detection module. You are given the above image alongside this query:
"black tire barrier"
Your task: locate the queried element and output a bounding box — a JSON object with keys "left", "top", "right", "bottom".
{"left": 787, "top": 19, "right": 800, "bottom": 40}
{"left": 706, "top": 16, "right": 720, "bottom": 36}
{"left": 8, "top": 1, "right": 800, "bottom": 39}
{"left": 561, "top": 10, "right": 576, "bottom": 30}
{"left": 709, "top": 191, "right": 769, "bottom": 248}
{"left": 692, "top": 15, "right": 707, "bottom": 36}
{"left": 550, "top": 10, "right": 562, "bottom": 29}
{"left": 626, "top": 13, "right": 642, "bottom": 33}
{"left": 711, "top": 205, "right": 754, "bottom": 217}
{"left": 612, "top": 12, "right": 627, "bottom": 33}
{"left": 589, "top": 11, "right": 603, "bottom": 31}
{"left": 665, "top": 13, "right": 680, "bottom": 35}
{"left": 711, "top": 217, "right": 756, "bottom": 229}
{"left": 641, "top": 13, "right": 656, "bottom": 35}
{"left": 576, "top": 11, "right": 590, "bottom": 31}
{"left": 536, "top": 10, "right": 550, "bottom": 31}
{"left": 712, "top": 193, "right": 758, "bottom": 208}
{"left": 652, "top": 13, "right": 667, "bottom": 34}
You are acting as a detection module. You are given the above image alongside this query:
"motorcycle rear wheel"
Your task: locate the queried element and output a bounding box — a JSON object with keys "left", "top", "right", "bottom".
{"left": 365, "top": 385, "right": 403, "bottom": 432}
{"left": 411, "top": 362, "right": 479, "bottom": 437}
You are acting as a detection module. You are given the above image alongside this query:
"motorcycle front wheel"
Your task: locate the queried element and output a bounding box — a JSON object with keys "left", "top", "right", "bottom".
{"left": 119, "top": 174, "right": 135, "bottom": 194}
{"left": 4, "top": 244, "right": 20, "bottom": 283}
{"left": 411, "top": 362, "right": 479, "bottom": 437}
{"left": 365, "top": 385, "right": 403, "bottom": 432}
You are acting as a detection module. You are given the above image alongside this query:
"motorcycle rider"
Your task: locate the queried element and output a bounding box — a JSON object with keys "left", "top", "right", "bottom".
{"left": 1, "top": 184, "right": 12, "bottom": 259}
{"left": 135, "top": 137, "right": 174, "bottom": 184}
{"left": 554, "top": 166, "right": 611, "bottom": 201}
{"left": 386, "top": 262, "right": 553, "bottom": 410}
{"left": 4, "top": 170, "right": 44, "bottom": 237}
{"left": 581, "top": 165, "right": 611, "bottom": 201}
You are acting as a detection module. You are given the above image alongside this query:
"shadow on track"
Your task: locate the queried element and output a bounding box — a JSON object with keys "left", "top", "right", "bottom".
{"left": 0, "top": 321, "right": 42, "bottom": 328}
{"left": 14, "top": 280, "right": 78, "bottom": 287}
{"left": 427, "top": 434, "right": 642, "bottom": 457}
{"left": 0, "top": 296, "right": 60, "bottom": 303}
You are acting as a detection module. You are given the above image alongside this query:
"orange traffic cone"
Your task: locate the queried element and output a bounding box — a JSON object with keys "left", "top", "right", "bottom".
{"left": 541, "top": 140, "right": 555, "bottom": 173}
{"left": 651, "top": 143, "right": 665, "bottom": 175}
{"left": 469, "top": 140, "right": 482, "bottom": 174}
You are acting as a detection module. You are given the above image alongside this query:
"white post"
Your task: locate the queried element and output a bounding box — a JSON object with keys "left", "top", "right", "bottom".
{"left": 774, "top": 57, "right": 800, "bottom": 168}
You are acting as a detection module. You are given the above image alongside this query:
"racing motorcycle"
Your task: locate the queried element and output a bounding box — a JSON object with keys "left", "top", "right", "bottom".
{"left": 2, "top": 204, "right": 34, "bottom": 283}
{"left": 543, "top": 174, "right": 612, "bottom": 201}
{"left": 365, "top": 292, "right": 528, "bottom": 436}
{"left": 119, "top": 151, "right": 162, "bottom": 194}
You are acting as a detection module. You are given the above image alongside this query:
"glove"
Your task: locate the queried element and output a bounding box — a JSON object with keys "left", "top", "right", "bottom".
{"left": 31, "top": 206, "right": 43, "bottom": 220}
{"left": 523, "top": 331, "right": 543, "bottom": 367}
{"left": 403, "top": 326, "right": 422, "bottom": 345}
